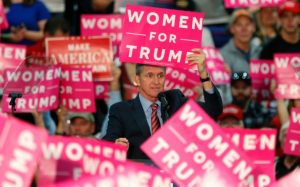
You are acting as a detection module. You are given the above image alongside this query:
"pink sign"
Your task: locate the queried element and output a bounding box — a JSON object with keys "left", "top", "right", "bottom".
{"left": 203, "top": 47, "right": 230, "bottom": 85}
{"left": 271, "top": 168, "right": 300, "bottom": 187}
{"left": 274, "top": 53, "right": 300, "bottom": 99}
{"left": 120, "top": 5, "right": 204, "bottom": 69}
{"left": 0, "top": 114, "right": 48, "bottom": 187}
{"left": 165, "top": 67, "right": 200, "bottom": 99}
{"left": 60, "top": 67, "right": 96, "bottom": 112}
{"left": 94, "top": 81, "right": 109, "bottom": 100}
{"left": 49, "top": 161, "right": 172, "bottom": 187}
{"left": 0, "top": 43, "right": 26, "bottom": 88}
{"left": 141, "top": 99, "right": 256, "bottom": 187}
{"left": 250, "top": 60, "right": 275, "bottom": 101}
{"left": 1, "top": 66, "right": 60, "bottom": 113}
{"left": 46, "top": 36, "right": 113, "bottom": 82}
{"left": 224, "top": 0, "right": 284, "bottom": 8}
{"left": 0, "top": 0, "right": 8, "bottom": 29}
{"left": 224, "top": 128, "right": 277, "bottom": 187}
{"left": 284, "top": 108, "right": 300, "bottom": 156}
{"left": 38, "top": 136, "right": 127, "bottom": 186}
{"left": 81, "top": 14, "right": 123, "bottom": 58}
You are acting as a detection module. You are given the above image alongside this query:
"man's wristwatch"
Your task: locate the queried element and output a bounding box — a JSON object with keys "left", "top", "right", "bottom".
{"left": 200, "top": 75, "right": 210, "bottom": 83}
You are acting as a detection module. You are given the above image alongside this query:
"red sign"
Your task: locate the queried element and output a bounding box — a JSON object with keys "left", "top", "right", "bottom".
{"left": 274, "top": 53, "right": 300, "bottom": 99}
{"left": 0, "top": 114, "right": 48, "bottom": 187}
{"left": 46, "top": 36, "right": 113, "bottom": 81}
{"left": 0, "top": 0, "right": 8, "bottom": 29}
{"left": 60, "top": 67, "right": 96, "bottom": 112}
{"left": 120, "top": 5, "right": 203, "bottom": 70}
{"left": 142, "top": 100, "right": 256, "bottom": 187}
{"left": 284, "top": 108, "right": 300, "bottom": 157}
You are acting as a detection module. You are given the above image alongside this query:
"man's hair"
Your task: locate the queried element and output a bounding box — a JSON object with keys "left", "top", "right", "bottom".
{"left": 44, "top": 16, "right": 70, "bottom": 36}
{"left": 135, "top": 64, "right": 166, "bottom": 75}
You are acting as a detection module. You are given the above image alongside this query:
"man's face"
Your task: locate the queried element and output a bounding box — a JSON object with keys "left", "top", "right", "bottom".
{"left": 230, "top": 16, "right": 255, "bottom": 44}
{"left": 69, "top": 117, "right": 95, "bottom": 137}
{"left": 135, "top": 65, "right": 165, "bottom": 102}
{"left": 219, "top": 117, "right": 242, "bottom": 128}
{"left": 260, "top": 8, "right": 278, "bottom": 27}
{"left": 231, "top": 80, "right": 252, "bottom": 103}
{"left": 280, "top": 11, "right": 300, "bottom": 35}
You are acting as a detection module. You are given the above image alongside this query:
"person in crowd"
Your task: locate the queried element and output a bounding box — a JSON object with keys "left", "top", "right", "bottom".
{"left": 67, "top": 112, "right": 96, "bottom": 137}
{"left": 275, "top": 122, "right": 300, "bottom": 179}
{"left": 221, "top": 9, "right": 261, "bottom": 73}
{"left": 103, "top": 48, "right": 223, "bottom": 159}
{"left": 254, "top": 7, "right": 279, "bottom": 46}
{"left": 230, "top": 72, "right": 272, "bottom": 128}
{"left": 218, "top": 104, "right": 244, "bottom": 128}
{"left": 3, "top": 0, "right": 51, "bottom": 45}
{"left": 260, "top": 0, "right": 300, "bottom": 59}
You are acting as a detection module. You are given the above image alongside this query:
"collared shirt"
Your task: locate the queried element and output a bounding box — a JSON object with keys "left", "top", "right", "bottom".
{"left": 139, "top": 94, "right": 163, "bottom": 134}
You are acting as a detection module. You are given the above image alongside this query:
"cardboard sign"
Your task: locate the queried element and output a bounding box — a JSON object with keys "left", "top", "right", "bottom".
{"left": 1, "top": 66, "right": 60, "bottom": 112}
{"left": 224, "top": 0, "right": 284, "bottom": 8}
{"left": 203, "top": 47, "right": 230, "bottom": 85}
{"left": 94, "top": 81, "right": 109, "bottom": 100}
{"left": 284, "top": 108, "right": 300, "bottom": 157}
{"left": 0, "top": 43, "right": 27, "bottom": 89}
{"left": 120, "top": 5, "right": 203, "bottom": 70}
{"left": 0, "top": 0, "right": 8, "bottom": 29}
{"left": 0, "top": 114, "right": 48, "bottom": 187}
{"left": 114, "top": 0, "right": 174, "bottom": 13}
{"left": 141, "top": 100, "right": 256, "bottom": 187}
{"left": 81, "top": 14, "right": 123, "bottom": 58}
{"left": 271, "top": 168, "right": 300, "bottom": 187}
{"left": 46, "top": 36, "right": 113, "bottom": 81}
{"left": 48, "top": 161, "right": 172, "bottom": 187}
{"left": 274, "top": 54, "right": 300, "bottom": 99}
{"left": 38, "top": 136, "right": 127, "bottom": 186}
{"left": 224, "top": 128, "right": 277, "bottom": 187}
{"left": 60, "top": 67, "right": 96, "bottom": 112}
{"left": 250, "top": 60, "right": 275, "bottom": 101}
{"left": 165, "top": 67, "right": 199, "bottom": 99}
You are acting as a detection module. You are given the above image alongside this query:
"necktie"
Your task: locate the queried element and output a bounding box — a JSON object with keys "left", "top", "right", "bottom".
{"left": 151, "top": 103, "right": 160, "bottom": 134}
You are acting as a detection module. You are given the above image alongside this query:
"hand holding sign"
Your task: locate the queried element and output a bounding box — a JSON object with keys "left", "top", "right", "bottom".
{"left": 186, "top": 48, "right": 207, "bottom": 74}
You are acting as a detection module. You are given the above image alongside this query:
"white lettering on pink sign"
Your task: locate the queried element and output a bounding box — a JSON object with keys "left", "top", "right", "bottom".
{"left": 224, "top": 0, "right": 284, "bottom": 8}
{"left": 120, "top": 5, "right": 203, "bottom": 69}
{"left": 284, "top": 108, "right": 300, "bottom": 157}
{"left": 142, "top": 100, "right": 256, "bottom": 187}
{"left": 274, "top": 54, "right": 300, "bottom": 99}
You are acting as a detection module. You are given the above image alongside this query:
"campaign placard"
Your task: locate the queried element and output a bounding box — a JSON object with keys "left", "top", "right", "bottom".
{"left": 60, "top": 67, "right": 96, "bottom": 112}
{"left": 250, "top": 60, "right": 275, "bottom": 101}
{"left": 165, "top": 67, "right": 200, "bottom": 99}
{"left": 81, "top": 14, "right": 123, "bottom": 58}
{"left": 141, "top": 99, "right": 256, "bottom": 187}
{"left": 114, "top": 0, "right": 174, "bottom": 13}
{"left": 284, "top": 108, "right": 300, "bottom": 157}
{"left": 0, "top": 114, "right": 48, "bottom": 187}
{"left": 46, "top": 36, "right": 113, "bottom": 81}
{"left": 94, "top": 81, "right": 109, "bottom": 100}
{"left": 203, "top": 47, "right": 230, "bottom": 85}
{"left": 0, "top": 0, "right": 8, "bottom": 29}
{"left": 0, "top": 43, "right": 26, "bottom": 89}
{"left": 120, "top": 5, "right": 203, "bottom": 70}
{"left": 225, "top": 128, "right": 277, "bottom": 187}
{"left": 274, "top": 53, "right": 300, "bottom": 99}
{"left": 224, "top": 0, "right": 284, "bottom": 8}
{"left": 1, "top": 66, "right": 60, "bottom": 112}
{"left": 38, "top": 136, "right": 127, "bottom": 186}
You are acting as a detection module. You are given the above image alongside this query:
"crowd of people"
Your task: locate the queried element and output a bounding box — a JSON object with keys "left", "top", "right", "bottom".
{"left": 1, "top": 0, "right": 300, "bottom": 185}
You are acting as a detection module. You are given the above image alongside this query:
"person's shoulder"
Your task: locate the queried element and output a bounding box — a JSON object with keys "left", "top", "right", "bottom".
{"left": 110, "top": 99, "right": 134, "bottom": 111}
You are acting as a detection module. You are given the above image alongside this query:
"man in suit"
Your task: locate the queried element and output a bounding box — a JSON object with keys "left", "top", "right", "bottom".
{"left": 103, "top": 48, "right": 223, "bottom": 159}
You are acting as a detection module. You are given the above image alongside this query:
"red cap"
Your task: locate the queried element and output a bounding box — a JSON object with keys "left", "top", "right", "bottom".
{"left": 218, "top": 105, "right": 243, "bottom": 121}
{"left": 278, "top": 1, "right": 300, "bottom": 16}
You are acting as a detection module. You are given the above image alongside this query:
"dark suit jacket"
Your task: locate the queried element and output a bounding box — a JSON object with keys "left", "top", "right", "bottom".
{"left": 103, "top": 87, "right": 223, "bottom": 159}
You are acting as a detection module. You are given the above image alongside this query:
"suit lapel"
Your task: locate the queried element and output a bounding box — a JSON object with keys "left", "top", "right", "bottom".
{"left": 132, "top": 96, "right": 151, "bottom": 137}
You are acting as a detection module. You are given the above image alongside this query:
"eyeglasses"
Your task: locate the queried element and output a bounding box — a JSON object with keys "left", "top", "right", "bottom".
{"left": 232, "top": 72, "right": 250, "bottom": 81}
